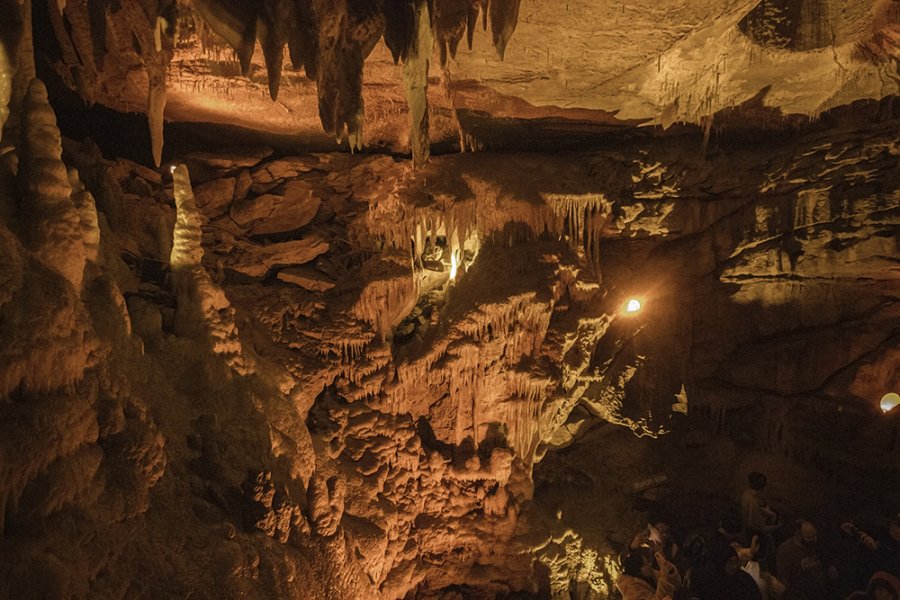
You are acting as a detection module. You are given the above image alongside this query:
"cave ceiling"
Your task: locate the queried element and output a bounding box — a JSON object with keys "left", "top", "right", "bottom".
{"left": 28, "top": 0, "right": 900, "bottom": 162}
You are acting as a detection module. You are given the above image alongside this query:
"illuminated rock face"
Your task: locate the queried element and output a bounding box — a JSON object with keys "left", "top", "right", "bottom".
{"left": 0, "top": 1, "right": 899, "bottom": 599}
{"left": 29, "top": 0, "right": 900, "bottom": 163}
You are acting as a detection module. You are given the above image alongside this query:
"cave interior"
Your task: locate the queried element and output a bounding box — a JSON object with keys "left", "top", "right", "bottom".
{"left": 0, "top": 0, "right": 899, "bottom": 598}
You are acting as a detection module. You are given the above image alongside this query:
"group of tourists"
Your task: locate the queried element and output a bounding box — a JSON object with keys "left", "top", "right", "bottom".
{"left": 615, "top": 472, "right": 900, "bottom": 600}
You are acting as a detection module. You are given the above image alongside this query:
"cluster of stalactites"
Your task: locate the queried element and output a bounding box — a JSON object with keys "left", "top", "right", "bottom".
{"left": 546, "top": 193, "right": 612, "bottom": 276}
{"left": 363, "top": 190, "right": 610, "bottom": 278}
{"left": 189, "top": 0, "right": 521, "bottom": 164}
{"left": 391, "top": 0, "right": 520, "bottom": 66}
{"left": 43, "top": 0, "right": 173, "bottom": 166}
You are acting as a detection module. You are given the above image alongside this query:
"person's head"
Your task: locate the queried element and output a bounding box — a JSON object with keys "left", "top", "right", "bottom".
{"left": 889, "top": 514, "right": 900, "bottom": 542}
{"left": 796, "top": 520, "right": 818, "bottom": 547}
{"left": 868, "top": 572, "right": 900, "bottom": 600}
{"left": 648, "top": 514, "right": 673, "bottom": 544}
{"left": 748, "top": 472, "right": 767, "bottom": 491}
{"left": 622, "top": 549, "right": 654, "bottom": 581}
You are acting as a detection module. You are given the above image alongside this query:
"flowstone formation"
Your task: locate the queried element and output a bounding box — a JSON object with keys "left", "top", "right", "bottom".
{"left": 1, "top": 0, "right": 900, "bottom": 599}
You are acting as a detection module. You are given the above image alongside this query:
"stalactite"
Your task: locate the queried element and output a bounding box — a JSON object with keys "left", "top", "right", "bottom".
{"left": 191, "top": 0, "right": 257, "bottom": 75}
{"left": 432, "top": 0, "right": 478, "bottom": 67}
{"left": 402, "top": 0, "right": 433, "bottom": 168}
{"left": 258, "top": 0, "right": 293, "bottom": 100}
{"left": 312, "top": 1, "right": 383, "bottom": 151}
{"left": 287, "top": 0, "right": 317, "bottom": 77}
{"left": 178, "top": 0, "right": 518, "bottom": 163}
{"left": 545, "top": 193, "right": 609, "bottom": 273}
{"left": 383, "top": 0, "right": 416, "bottom": 64}
{"left": 147, "top": 67, "right": 166, "bottom": 168}
{"left": 488, "top": 0, "right": 520, "bottom": 60}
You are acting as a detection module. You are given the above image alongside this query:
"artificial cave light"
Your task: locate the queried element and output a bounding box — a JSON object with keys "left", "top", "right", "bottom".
{"left": 625, "top": 298, "right": 642, "bottom": 314}
{"left": 881, "top": 392, "right": 900, "bottom": 414}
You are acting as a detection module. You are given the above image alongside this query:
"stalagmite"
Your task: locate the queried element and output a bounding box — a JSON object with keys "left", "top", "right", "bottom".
{"left": 18, "top": 78, "right": 85, "bottom": 289}
{"left": 170, "top": 163, "right": 253, "bottom": 375}
{"left": 67, "top": 168, "right": 99, "bottom": 264}
{"left": 170, "top": 164, "right": 204, "bottom": 270}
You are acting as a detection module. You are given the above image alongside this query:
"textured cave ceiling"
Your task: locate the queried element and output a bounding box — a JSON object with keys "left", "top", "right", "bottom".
{"left": 1, "top": 1, "right": 899, "bottom": 599}
{"left": 26, "top": 0, "right": 900, "bottom": 161}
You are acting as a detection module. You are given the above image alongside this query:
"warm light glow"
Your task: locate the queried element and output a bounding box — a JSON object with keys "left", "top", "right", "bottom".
{"left": 449, "top": 251, "right": 459, "bottom": 281}
{"left": 881, "top": 392, "right": 900, "bottom": 413}
{"left": 169, "top": 165, "right": 176, "bottom": 174}
{"left": 625, "top": 298, "right": 642, "bottom": 313}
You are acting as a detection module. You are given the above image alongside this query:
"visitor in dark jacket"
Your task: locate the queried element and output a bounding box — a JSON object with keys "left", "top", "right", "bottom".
{"left": 842, "top": 514, "right": 900, "bottom": 583}
{"left": 777, "top": 519, "right": 835, "bottom": 600}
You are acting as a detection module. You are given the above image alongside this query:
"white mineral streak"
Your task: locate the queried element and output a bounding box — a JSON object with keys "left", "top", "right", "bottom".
{"left": 170, "top": 164, "right": 253, "bottom": 375}
{"left": 19, "top": 78, "right": 86, "bottom": 289}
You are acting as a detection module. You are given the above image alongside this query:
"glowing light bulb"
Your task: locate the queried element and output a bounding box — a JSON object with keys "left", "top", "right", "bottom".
{"left": 449, "top": 251, "right": 459, "bottom": 281}
{"left": 881, "top": 392, "right": 900, "bottom": 413}
{"left": 625, "top": 298, "right": 641, "bottom": 313}
{"left": 169, "top": 165, "right": 177, "bottom": 174}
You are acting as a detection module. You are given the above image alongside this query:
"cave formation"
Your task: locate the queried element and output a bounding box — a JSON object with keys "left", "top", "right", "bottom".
{"left": 0, "top": 0, "right": 899, "bottom": 598}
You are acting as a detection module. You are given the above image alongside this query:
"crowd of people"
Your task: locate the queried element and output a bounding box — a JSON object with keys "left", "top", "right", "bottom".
{"left": 615, "top": 472, "right": 900, "bottom": 600}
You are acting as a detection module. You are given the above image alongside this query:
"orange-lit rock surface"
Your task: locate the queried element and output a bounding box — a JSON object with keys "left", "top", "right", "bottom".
{"left": 1, "top": 1, "right": 899, "bottom": 598}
